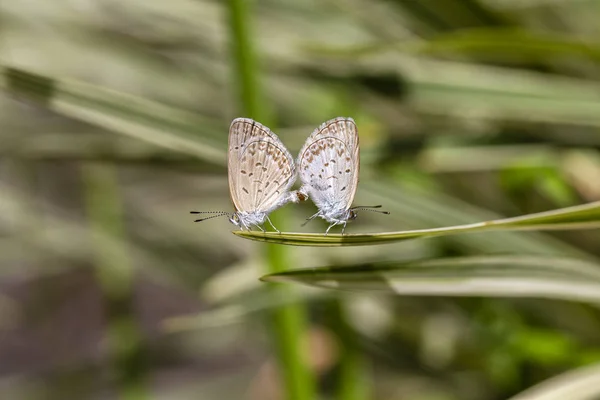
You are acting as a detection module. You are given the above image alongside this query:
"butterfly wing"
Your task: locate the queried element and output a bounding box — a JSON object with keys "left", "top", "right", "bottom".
{"left": 297, "top": 117, "right": 359, "bottom": 214}
{"left": 228, "top": 118, "right": 296, "bottom": 214}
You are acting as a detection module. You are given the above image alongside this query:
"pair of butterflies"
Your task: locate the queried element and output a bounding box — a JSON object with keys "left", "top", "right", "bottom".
{"left": 191, "top": 117, "right": 388, "bottom": 235}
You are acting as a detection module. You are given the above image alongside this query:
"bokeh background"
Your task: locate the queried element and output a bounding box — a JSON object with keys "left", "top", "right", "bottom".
{"left": 1, "top": 0, "right": 600, "bottom": 399}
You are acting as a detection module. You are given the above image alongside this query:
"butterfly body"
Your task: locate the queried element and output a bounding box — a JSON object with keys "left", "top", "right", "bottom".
{"left": 301, "top": 189, "right": 356, "bottom": 223}
{"left": 229, "top": 189, "right": 301, "bottom": 231}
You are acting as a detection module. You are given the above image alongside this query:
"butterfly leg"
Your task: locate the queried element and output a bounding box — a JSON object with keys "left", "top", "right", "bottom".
{"left": 301, "top": 211, "right": 321, "bottom": 227}
{"left": 325, "top": 222, "right": 339, "bottom": 236}
{"left": 266, "top": 216, "right": 281, "bottom": 234}
{"left": 255, "top": 224, "right": 265, "bottom": 232}
{"left": 341, "top": 221, "right": 348, "bottom": 235}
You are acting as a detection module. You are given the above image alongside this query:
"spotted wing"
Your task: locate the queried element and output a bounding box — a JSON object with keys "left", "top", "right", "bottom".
{"left": 297, "top": 117, "right": 359, "bottom": 210}
{"left": 228, "top": 118, "right": 296, "bottom": 213}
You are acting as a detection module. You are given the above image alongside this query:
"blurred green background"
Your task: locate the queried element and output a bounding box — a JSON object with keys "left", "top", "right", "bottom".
{"left": 1, "top": 0, "right": 600, "bottom": 399}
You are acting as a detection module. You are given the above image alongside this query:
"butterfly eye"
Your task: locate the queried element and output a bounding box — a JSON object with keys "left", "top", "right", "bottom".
{"left": 349, "top": 210, "right": 358, "bottom": 220}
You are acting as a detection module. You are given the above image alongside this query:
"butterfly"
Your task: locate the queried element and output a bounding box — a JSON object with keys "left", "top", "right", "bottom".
{"left": 191, "top": 118, "right": 305, "bottom": 232}
{"left": 297, "top": 117, "right": 389, "bottom": 235}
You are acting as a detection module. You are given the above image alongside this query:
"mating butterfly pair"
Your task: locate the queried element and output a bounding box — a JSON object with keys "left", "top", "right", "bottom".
{"left": 191, "top": 117, "right": 388, "bottom": 235}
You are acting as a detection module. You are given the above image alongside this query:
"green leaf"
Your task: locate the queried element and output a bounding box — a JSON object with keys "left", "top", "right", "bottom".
{"left": 260, "top": 255, "right": 600, "bottom": 305}
{"left": 234, "top": 201, "right": 600, "bottom": 246}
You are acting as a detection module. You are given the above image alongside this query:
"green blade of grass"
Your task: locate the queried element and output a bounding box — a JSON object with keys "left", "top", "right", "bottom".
{"left": 508, "top": 362, "right": 600, "bottom": 400}
{"left": 234, "top": 201, "right": 600, "bottom": 246}
{"left": 301, "top": 45, "right": 600, "bottom": 128}
{"left": 417, "top": 28, "right": 600, "bottom": 63}
{"left": 261, "top": 255, "right": 600, "bottom": 305}
{"left": 1, "top": 66, "right": 227, "bottom": 165}
{"left": 363, "top": 180, "right": 593, "bottom": 256}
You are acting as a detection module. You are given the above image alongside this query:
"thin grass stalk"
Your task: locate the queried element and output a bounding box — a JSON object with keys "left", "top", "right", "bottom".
{"left": 227, "top": 0, "right": 315, "bottom": 399}
{"left": 82, "top": 163, "right": 148, "bottom": 400}
{"left": 328, "top": 298, "right": 371, "bottom": 400}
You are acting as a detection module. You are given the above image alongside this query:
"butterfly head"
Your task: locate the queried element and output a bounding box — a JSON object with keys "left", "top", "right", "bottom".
{"left": 228, "top": 213, "right": 241, "bottom": 227}
{"left": 347, "top": 209, "right": 358, "bottom": 221}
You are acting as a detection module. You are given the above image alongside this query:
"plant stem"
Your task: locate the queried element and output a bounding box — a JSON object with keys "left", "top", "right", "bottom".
{"left": 227, "top": 0, "right": 316, "bottom": 399}
{"left": 329, "top": 297, "right": 371, "bottom": 400}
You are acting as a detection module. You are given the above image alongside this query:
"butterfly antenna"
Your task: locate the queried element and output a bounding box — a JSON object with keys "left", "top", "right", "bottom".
{"left": 351, "top": 205, "right": 390, "bottom": 215}
{"left": 190, "top": 211, "right": 230, "bottom": 222}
